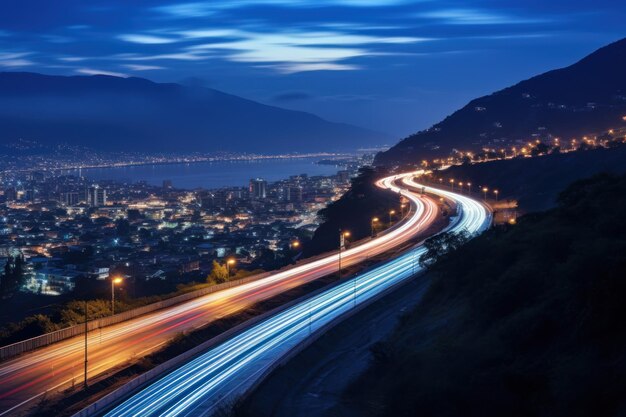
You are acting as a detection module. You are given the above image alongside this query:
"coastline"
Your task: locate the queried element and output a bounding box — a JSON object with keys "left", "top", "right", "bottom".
{"left": 7, "top": 152, "right": 352, "bottom": 174}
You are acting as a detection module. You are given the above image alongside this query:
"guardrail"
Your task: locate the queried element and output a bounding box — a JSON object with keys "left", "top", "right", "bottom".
{"left": 0, "top": 271, "right": 270, "bottom": 361}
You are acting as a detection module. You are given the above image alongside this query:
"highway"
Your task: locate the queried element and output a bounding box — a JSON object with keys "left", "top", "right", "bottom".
{"left": 0, "top": 171, "right": 439, "bottom": 416}
{"left": 102, "top": 172, "right": 491, "bottom": 417}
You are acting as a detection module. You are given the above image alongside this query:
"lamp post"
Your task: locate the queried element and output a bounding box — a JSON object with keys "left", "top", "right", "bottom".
{"left": 458, "top": 182, "right": 464, "bottom": 194}
{"left": 467, "top": 182, "right": 472, "bottom": 194}
{"left": 226, "top": 258, "right": 236, "bottom": 276}
{"left": 111, "top": 277, "right": 123, "bottom": 316}
{"left": 482, "top": 187, "right": 489, "bottom": 201}
{"left": 371, "top": 217, "right": 379, "bottom": 237}
{"left": 338, "top": 230, "right": 350, "bottom": 279}
{"left": 84, "top": 299, "right": 88, "bottom": 390}
{"left": 494, "top": 189, "right": 499, "bottom": 202}
{"left": 388, "top": 210, "right": 396, "bottom": 225}
{"left": 449, "top": 178, "right": 455, "bottom": 191}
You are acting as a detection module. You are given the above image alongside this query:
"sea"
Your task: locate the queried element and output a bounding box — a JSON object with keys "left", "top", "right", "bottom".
{"left": 64, "top": 157, "right": 341, "bottom": 190}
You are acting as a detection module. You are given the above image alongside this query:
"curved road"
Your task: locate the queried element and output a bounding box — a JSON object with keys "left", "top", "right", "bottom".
{"left": 103, "top": 171, "right": 491, "bottom": 417}
{"left": 0, "top": 171, "right": 439, "bottom": 416}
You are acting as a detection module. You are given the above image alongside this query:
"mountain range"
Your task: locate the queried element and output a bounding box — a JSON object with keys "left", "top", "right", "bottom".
{"left": 0, "top": 72, "right": 388, "bottom": 154}
{"left": 376, "top": 37, "right": 626, "bottom": 166}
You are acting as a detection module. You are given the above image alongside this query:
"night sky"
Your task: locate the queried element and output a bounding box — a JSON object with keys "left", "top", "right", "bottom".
{"left": 1, "top": 0, "right": 624, "bottom": 137}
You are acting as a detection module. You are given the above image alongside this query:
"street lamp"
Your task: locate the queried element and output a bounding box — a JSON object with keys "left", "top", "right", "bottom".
{"left": 458, "top": 182, "right": 463, "bottom": 194}
{"left": 111, "top": 277, "right": 122, "bottom": 316}
{"left": 338, "top": 230, "right": 350, "bottom": 279}
{"left": 226, "top": 258, "right": 236, "bottom": 276}
{"left": 482, "top": 187, "right": 489, "bottom": 200}
{"left": 84, "top": 300, "right": 88, "bottom": 390}
{"left": 493, "top": 189, "right": 499, "bottom": 202}
{"left": 400, "top": 203, "right": 407, "bottom": 217}
{"left": 449, "top": 178, "right": 455, "bottom": 191}
{"left": 388, "top": 210, "right": 396, "bottom": 225}
{"left": 371, "top": 217, "right": 379, "bottom": 237}
{"left": 467, "top": 182, "right": 472, "bottom": 194}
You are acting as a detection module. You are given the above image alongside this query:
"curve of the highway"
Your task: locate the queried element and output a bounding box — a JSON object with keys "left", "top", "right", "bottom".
{"left": 101, "top": 171, "right": 491, "bottom": 417}
{"left": 0, "top": 172, "right": 439, "bottom": 416}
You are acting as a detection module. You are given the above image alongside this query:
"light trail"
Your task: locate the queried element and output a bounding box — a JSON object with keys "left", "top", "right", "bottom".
{"left": 0, "top": 171, "right": 438, "bottom": 416}
{"left": 103, "top": 171, "right": 490, "bottom": 417}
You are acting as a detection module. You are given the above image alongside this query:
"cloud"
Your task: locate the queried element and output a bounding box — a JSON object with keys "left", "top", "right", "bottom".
{"left": 421, "top": 9, "right": 545, "bottom": 25}
{"left": 263, "top": 62, "right": 361, "bottom": 74}
{"left": 118, "top": 34, "right": 178, "bottom": 44}
{"left": 122, "top": 64, "right": 166, "bottom": 71}
{"left": 58, "top": 56, "right": 88, "bottom": 62}
{"left": 67, "top": 25, "right": 90, "bottom": 30}
{"left": 42, "top": 34, "right": 73, "bottom": 44}
{"left": 115, "top": 51, "right": 209, "bottom": 61}
{"left": 0, "top": 52, "right": 34, "bottom": 67}
{"left": 273, "top": 91, "right": 313, "bottom": 101}
{"left": 155, "top": 0, "right": 413, "bottom": 18}
{"left": 184, "top": 29, "right": 429, "bottom": 73}
{"left": 76, "top": 68, "right": 128, "bottom": 77}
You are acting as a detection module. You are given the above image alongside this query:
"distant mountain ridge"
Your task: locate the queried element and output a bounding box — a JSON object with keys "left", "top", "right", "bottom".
{"left": 376, "top": 37, "right": 626, "bottom": 166}
{"left": 0, "top": 72, "right": 388, "bottom": 153}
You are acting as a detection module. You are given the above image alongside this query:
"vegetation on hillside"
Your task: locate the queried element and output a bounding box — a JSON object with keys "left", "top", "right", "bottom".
{"left": 342, "top": 173, "right": 626, "bottom": 417}
{"left": 304, "top": 166, "right": 402, "bottom": 257}
{"left": 439, "top": 143, "right": 626, "bottom": 212}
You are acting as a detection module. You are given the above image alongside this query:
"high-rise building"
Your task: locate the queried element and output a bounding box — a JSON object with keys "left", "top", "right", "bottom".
{"left": 337, "top": 170, "right": 351, "bottom": 183}
{"left": 4, "top": 187, "right": 17, "bottom": 202}
{"left": 249, "top": 178, "right": 267, "bottom": 200}
{"left": 60, "top": 191, "right": 79, "bottom": 206}
{"left": 87, "top": 186, "right": 107, "bottom": 207}
{"left": 287, "top": 186, "right": 303, "bottom": 203}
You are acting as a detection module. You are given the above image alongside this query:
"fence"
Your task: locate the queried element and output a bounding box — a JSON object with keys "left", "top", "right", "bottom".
{"left": 0, "top": 271, "right": 271, "bottom": 361}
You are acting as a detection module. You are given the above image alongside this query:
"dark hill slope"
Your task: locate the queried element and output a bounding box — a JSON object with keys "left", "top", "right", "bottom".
{"left": 341, "top": 173, "right": 626, "bottom": 417}
{"left": 376, "top": 37, "right": 626, "bottom": 166}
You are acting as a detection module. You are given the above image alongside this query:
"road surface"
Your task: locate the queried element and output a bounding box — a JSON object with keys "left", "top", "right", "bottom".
{"left": 0, "top": 171, "right": 438, "bottom": 416}
{"left": 102, "top": 171, "right": 491, "bottom": 417}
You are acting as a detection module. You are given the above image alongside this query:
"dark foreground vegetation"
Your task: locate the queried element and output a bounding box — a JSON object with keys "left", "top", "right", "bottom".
{"left": 341, "top": 173, "right": 626, "bottom": 417}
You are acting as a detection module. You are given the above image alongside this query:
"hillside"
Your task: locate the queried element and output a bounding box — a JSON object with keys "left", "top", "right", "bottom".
{"left": 441, "top": 144, "right": 626, "bottom": 212}
{"left": 338, "top": 173, "right": 626, "bottom": 417}
{"left": 0, "top": 72, "right": 387, "bottom": 153}
{"left": 376, "top": 37, "right": 626, "bottom": 166}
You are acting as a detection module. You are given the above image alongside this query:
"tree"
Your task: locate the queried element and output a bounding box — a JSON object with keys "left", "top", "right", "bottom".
{"left": 419, "top": 231, "right": 471, "bottom": 268}
{"left": 116, "top": 218, "right": 131, "bottom": 236}
{"left": 0, "top": 254, "right": 26, "bottom": 296}
{"left": 207, "top": 260, "right": 229, "bottom": 284}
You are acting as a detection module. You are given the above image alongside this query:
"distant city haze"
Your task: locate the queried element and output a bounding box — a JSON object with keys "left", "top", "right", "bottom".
{"left": 64, "top": 157, "right": 340, "bottom": 189}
